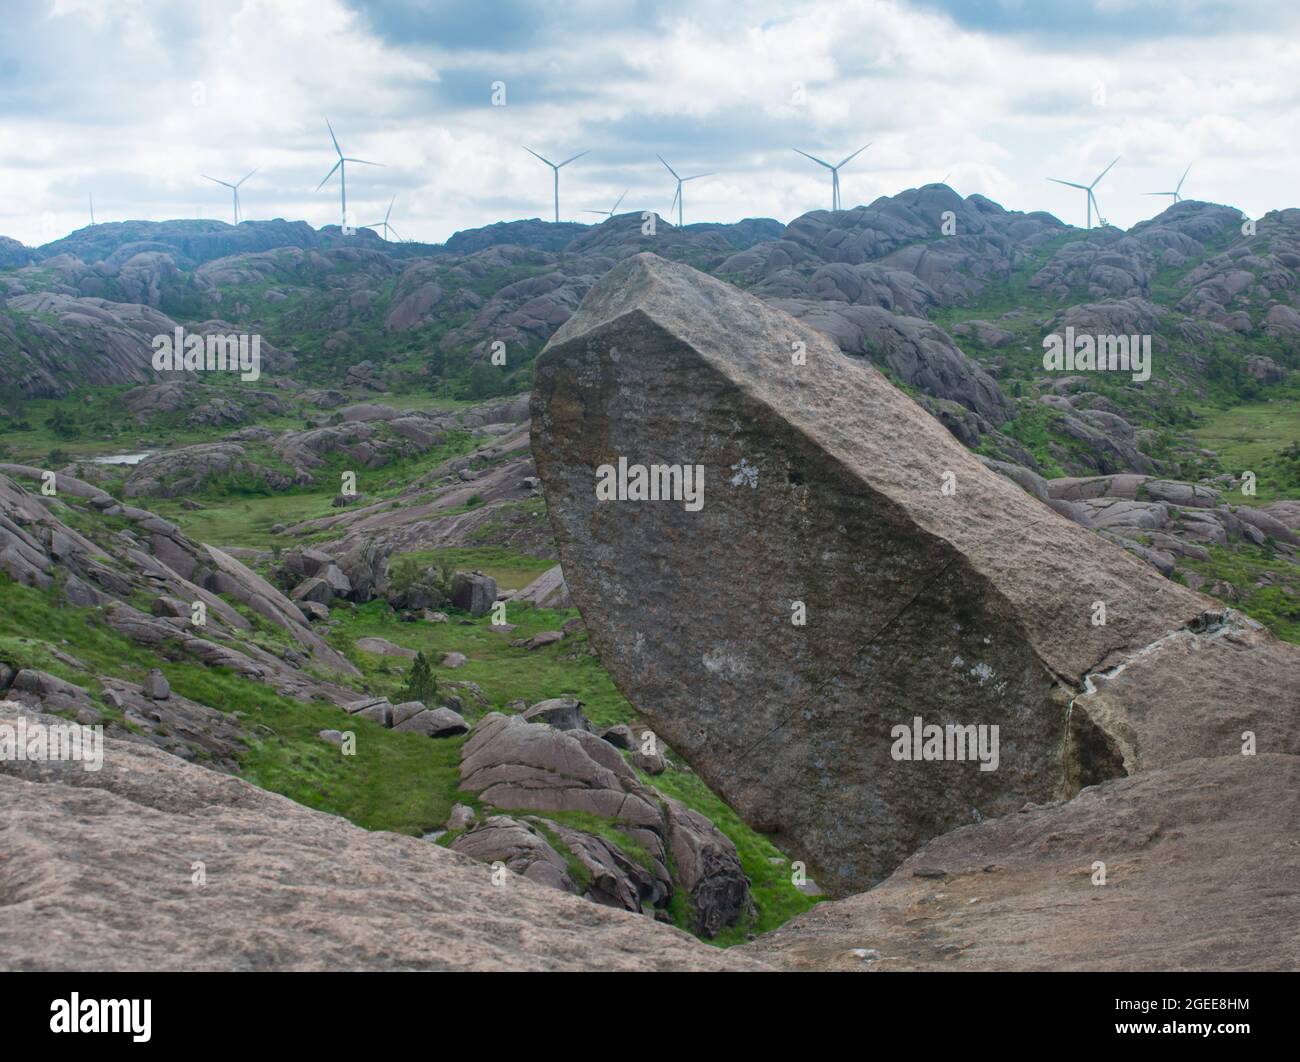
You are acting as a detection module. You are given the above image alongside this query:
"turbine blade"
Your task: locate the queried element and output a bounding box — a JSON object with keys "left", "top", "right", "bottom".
{"left": 345, "top": 158, "right": 384, "bottom": 167}
{"left": 1091, "top": 156, "right": 1120, "bottom": 188}
{"left": 582, "top": 210, "right": 608, "bottom": 215}
{"left": 1047, "top": 178, "right": 1088, "bottom": 190}
{"left": 682, "top": 173, "right": 712, "bottom": 182}
{"left": 657, "top": 154, "right": 679, "bottom": 179}
{"left": 557, "top": 150, "right": 589, "bottom": 168}
{"left": 836, "top": 143, "right": 871, "bottom": 168}
{"left": 326, "top": 118, "right": 342, "bottom": 158}
{"left": 387, "top": 225, "right": 402, "bottom": 241}
{"left": 1176, "top": 163, "right": 1191, "bottom": 193}
{"left": 385, "top": 195, "right": 395, "bottom": 223}
{"left": 202, "top": 175, "right": 233, "bottom": 188}
{"left": 793, "top": 148, "right": 832, "bottom": 169}
{"left": 524, "top": 147, "right": 554, "bottom": 167}
{"left": 612, "top": 190, "right": 627, "bottom": 213}
{"left": 236, "top": 168, "right": 258, "bottom": 187}
{"left": 315, "top": 160, "right": 342, "bottom": 191}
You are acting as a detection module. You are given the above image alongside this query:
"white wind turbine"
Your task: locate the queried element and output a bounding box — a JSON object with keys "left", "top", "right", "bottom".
{"left": 317, "top": 119, "right": 384, "bottom": 228}
{"left": 201, "top": 168, "right": 257, "bottom": 224}
{"left": 524, "top": 147, "right": 589, "bottom": 223}
{"left": 793, "top": 143, "right": 870, "bottom": 211}
{"left": 366, "top": 196, "right": 402, "bottom": 241}
{"left": 1048, "top": 156, "right": 1119, "bottom": 230}
{"left": 88, "top": 192, "right": 95, "bottom": 226}
{"left": 657, "top": 156, "right": 712, "bottom": 228}
{"left": 1145, "top": 163, "right": 1191, "bottom": 206}
{"left": 584, "top": 189, "right": 628, "bottom": 219}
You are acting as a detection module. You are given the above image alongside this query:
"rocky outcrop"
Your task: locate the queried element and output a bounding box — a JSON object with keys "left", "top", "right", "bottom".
{"left": 531, "top": 253, "right": 1300, "bottom": 895}
{"left": 0, "top": 700, "right": 759, "bottom": 971}
{"left": 748, "top": 753, "right": 1299, "bottom": 971}
{"left": 456, "top": 710, "right": 752, "bottom": 935}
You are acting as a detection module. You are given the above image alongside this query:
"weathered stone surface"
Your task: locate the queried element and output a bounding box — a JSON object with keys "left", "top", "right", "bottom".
{"left": 663, "top": 796, "right": 754, "bottom": 938}
{"left": 354, "top": 636, "right": 418, "bottom": 659}
{"left": 395, "top": 706, "right": 468, "bottom": 737}
{"left": 531, "top": 253, "right": 1300, "bottom": 895}
{"left": 511, "top": 564, "right": 573, "bottom": 609}
{"left": 748, "top": 753, "right": 1300, "bottom": 971}
{"left": 521, "top": 696, "right": 591, "bottom": 732}
{"left": 456, "top": 712, "right": 751, "bottom": 934}
{"left": 0, "top": 701, "right": 755, "bottom": 971}
{"left": 450, "top": 570, "right": 498, "bottom": 616}
{"left": 460, "top": 713, "right": 662, "bottom": 827}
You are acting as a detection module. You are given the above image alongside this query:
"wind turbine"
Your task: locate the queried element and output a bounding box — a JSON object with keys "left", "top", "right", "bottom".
{"left": 1145, "top": 163, "right": 1191, "bottom": 206}
{"left": 88, "top": 192, "right": 95, "bottom": 226}
{"left": 366, "top": 196, "right": 402, "bottom": 241}
{"left": 317, "top": 119, "right": 384, "bottom": 228}
{"left": 1048, "top": 156, "right": 1119, "bottom": 229}
{"left": 524, "top": 147, "right": 588, "bottom": 223}
{"left": 793, "top": 143, "right": 870, "bottom": 211}
{"left": 584, "top": 189, "right": 628, "bottom": 220}
{"left": 657, "top": 155, "right": 712, "bottom": 228}
{"left": 201, "top": 168, "right": 257, "bottom": 224}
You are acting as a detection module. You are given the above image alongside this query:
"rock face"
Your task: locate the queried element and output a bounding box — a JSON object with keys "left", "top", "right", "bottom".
{"left": 748, "top": 754, "right": 1300, "bottom": 971}
{"left": 0, "top": 701, "right": 759, "bottom": 971}
{"left": 457, "top": 711, "right": 753, "bottom": 935}
{"left": 531, "top": 253, "right": 1300, "bottom": 895}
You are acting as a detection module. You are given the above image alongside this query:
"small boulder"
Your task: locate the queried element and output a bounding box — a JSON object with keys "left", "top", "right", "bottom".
{"left": 395, "top": 706, "right": 469, "bottom": 738}
{"left": 439, "top": 651, "right": 468, "bottom": 669}
{"left": 600, "top": 724, "right": 635, "bottom": 750}
{"left": 521, "top": 696, "right": 591, "bottom": 732}
{"left": 450, "top": 571, "right": 497, "bottom": 616}
{"left": 142, "top": 668, "right": 171, "bottom": 701}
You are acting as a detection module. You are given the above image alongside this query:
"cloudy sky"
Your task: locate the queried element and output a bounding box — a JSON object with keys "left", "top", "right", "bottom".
{"left": 2, "top": 0, "right": 1297, "bottom": 247}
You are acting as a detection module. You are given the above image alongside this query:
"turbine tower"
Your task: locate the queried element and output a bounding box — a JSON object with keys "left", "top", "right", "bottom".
{"left": 793, "top": 143, "right": 870, "bottom": 211}
{"left": 583, "top": 190, "right": 628, "bottom": 220}
{"left": 1145, "top": 163, "right": 1191, "bottom": 205}
{"left": 1048, "top": 156, "right": 1120, "bottom": 229}
{"left": 524, "top": 147, "right": 588, "bottom": 223}
{"left": 317, "top": 119, "right": 383, "bottom": 228}
{"left": 366, "top": 196, "right": 402, "bottom": 241}
{"left": 201, "top": 168, "right": 257, "bottom": 224}
{"left": 657, "top": 155, "right": 712, "bottom": 228}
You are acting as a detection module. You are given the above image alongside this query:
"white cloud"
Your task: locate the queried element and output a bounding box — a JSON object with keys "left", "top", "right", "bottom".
{"left": 0, "top": 0, "right": 1296, "bottom": 245}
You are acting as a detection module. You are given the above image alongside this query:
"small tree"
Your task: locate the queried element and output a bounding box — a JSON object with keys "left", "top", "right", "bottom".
{"left": 398, "top": 651, "right": 438, "bottom": 705}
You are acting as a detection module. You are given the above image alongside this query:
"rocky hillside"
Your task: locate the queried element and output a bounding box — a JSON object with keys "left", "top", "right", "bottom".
{"left": 1, "top": 189, "right": 1298, "bottom": 970}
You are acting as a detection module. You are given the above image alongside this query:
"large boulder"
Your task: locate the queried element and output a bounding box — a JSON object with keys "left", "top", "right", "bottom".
{"left": 450, "top": 571, "right": 498, "bottom": 616}
{"left": 530, "top": 253, "right": 1300, "bottom": 895}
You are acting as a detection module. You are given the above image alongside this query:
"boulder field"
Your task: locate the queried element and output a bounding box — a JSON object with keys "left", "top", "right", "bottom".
{"left": 531, "top": 253, "right": 1300, "bottom": 896}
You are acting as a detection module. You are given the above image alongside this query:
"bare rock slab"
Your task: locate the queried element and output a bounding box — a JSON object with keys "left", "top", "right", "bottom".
{"left": 531, "top": 253, "right": 1300, "bottom": 895}
{"left": 0, "top": 701, "right": 760, "bottom": 972}
{"left": 746, "top": 754, "right": 1300, "bottom": 971}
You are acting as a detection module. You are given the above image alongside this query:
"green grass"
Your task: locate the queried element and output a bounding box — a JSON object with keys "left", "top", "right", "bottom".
{"left": 1192, "top": 397, "right": 1300, "bottom": 503}
{"left": 0, "top": 576, "right": 471, "bottom": 833}
{"left": 395, "top": 546, "right": 555, "bottom": 591}
{"left": 1182, "top": 544, "right": 1300, "bottom": 645}
{"left": 330, "top": 598, "right": 635, "bottom": 727}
